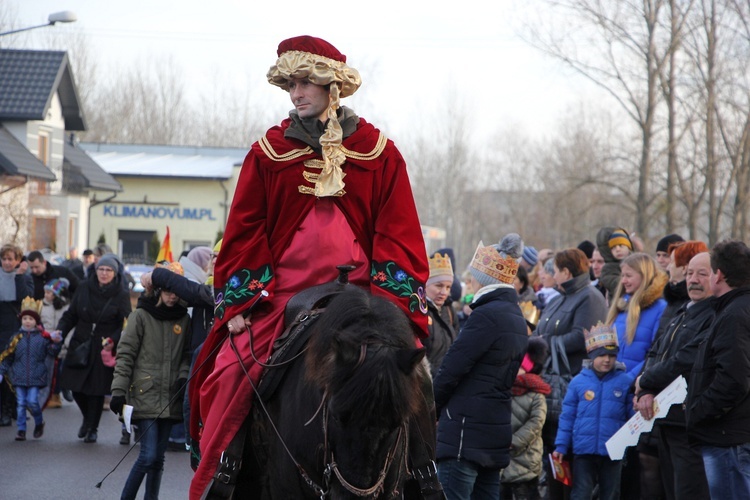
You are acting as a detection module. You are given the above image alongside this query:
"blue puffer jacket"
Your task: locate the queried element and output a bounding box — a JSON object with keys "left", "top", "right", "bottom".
{"left": 0, "top": 328, "right": 61, "bottom": 387}
{"left": 434, "top": 286, "right": 529, "bottom": 469}
{"left": 554, "top": 364, "right": 633, "bottom": 456}
{"left": 611, "top": 273, "right": 668, "bottom": 378}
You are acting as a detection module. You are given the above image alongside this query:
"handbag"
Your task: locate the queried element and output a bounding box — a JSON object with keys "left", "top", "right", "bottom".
{"left": 65, "top": 338, "right": 92, "bottom": 369}
{"left": 63, "top": 297, "right": 114, "bottom": 369}
{"left": 542, "top": 336, "right": 572, "bottom": 423}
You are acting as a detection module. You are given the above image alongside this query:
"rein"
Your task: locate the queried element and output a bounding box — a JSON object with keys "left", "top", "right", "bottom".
{"left": 230, "top": 330, "right": 408, "bottom": 499}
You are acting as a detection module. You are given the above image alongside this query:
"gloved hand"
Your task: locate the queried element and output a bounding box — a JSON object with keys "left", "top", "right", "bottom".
{"left": 109, "top": 395, "right": 126, "bottom": 415}
{"left": 172, "top": 378, "right": 187, "bottom": 399}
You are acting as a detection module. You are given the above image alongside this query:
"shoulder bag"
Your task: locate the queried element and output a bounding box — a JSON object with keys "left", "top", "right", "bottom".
{"left": 542, "top": 336, "right": 572, "bottom": 423}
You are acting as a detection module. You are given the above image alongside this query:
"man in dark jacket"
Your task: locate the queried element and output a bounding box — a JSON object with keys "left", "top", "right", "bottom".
{"left": 26, "top": 250, "right": 79, "bottom": 300}
{"left": 686, "top": 240, "right": 750, "bottom": 499}
{"left": 434, "top": 235, "right": 528, "bottom": 499}
{"left": 636, "top": 252, "right": 713, "bottom": 500}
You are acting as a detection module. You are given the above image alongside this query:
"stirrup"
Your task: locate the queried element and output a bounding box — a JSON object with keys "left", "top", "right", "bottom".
{"left": 412, "top": 461, "right": 445, "bottom": 499}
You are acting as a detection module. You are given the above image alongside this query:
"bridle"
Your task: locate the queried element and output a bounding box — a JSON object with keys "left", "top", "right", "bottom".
{"left": 229, "top": 329, "right": 410, "bottom": 499}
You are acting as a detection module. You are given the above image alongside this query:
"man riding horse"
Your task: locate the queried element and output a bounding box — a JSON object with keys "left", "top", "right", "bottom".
{"left": 188, "top": 35, "right": 442, "bottom": 499}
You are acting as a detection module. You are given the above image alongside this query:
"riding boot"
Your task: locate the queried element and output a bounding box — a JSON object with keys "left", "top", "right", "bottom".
{"left": 405, "top": 360, "right": 445, "bottom": 500}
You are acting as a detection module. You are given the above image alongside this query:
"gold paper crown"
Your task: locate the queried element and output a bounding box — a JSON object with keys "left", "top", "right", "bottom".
{"left": 20, "top": 296, "right": 42, "bottom": 316}
{"left": 428, "top": 253, "right": 453, "bottom": 280}
{"left": 470, "top": 242, "right": 520, "bottom": 284}
{"left": 584, "top": 321, "right": 619, "bottom": 353}
{"left": 520, "top": 301, "right": 541, "bottom": 326}
{"left": 156, "top": 261, "right": 184, "bottom": 276}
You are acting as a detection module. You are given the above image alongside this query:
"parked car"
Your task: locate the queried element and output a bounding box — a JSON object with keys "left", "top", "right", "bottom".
{"left": 124, "top": 264, "right": 153, "bottom": 293}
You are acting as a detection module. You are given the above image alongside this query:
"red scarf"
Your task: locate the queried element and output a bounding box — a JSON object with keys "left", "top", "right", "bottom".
{"left": 512, "top": 373, "right": 552, "bottom": 396}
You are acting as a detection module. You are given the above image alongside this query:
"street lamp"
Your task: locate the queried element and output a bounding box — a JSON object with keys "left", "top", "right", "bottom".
{"left": 0, "top": 11, "right": 77, "bottom": 37}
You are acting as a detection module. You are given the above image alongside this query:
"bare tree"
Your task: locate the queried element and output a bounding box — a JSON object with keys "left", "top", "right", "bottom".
{"left": 524, "top": 0, "right": 680, "bottom": 238}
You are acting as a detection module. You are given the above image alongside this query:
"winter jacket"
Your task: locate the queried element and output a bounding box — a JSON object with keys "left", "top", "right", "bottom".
{"left": 0, "top": 328, "right": 61, "bottom": 387}
{"left": 639, "top": 298, "right": 714, "bottom": 426}
{"left": 536, "top": 272, "right": 608, "bottom": 376}
{"left": 434, "top": 286, "right": 528, "bottom": 469}
{"left": 150, "top": 267, "right": 214, "bottom": 351}
{"left": 612, "top": 273, "right": 668, "bottom": 378}
{"left": 424, "top": 299, "right": 458, "bottom": 377}
{"left": 653, "top": 280, "right": 689, "bottom": 346}
{"left": 596, "top": 226, "right": 622, "bottom": 300}
{"left": 0, "top": 272, "right": 34, "bottom": 349}
{"left": 57, "top": 271, "right": 132, "bottom": 395}
{"left": 501, "top": 374, "right": 550, "bottom": 484}
{"left": 554, "top": 364, "right": 633, "bottom": 456}
{"left": 30, "top": 261, "right": 79, "bottom": 301}
{"left": 111, "top": 305, "right": 192, "bottom": 420}
{"left": 687, "top": 287, "right": 750, "bottom": 447}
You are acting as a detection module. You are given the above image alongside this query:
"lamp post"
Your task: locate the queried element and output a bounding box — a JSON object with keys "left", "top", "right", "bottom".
{"left": 0, "top": 11, "right": 77, "bottom": 37}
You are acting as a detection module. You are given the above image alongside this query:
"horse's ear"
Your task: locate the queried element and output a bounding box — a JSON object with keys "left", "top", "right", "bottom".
{"left": 396, "top": 347, "right": 426, "bottom": 375}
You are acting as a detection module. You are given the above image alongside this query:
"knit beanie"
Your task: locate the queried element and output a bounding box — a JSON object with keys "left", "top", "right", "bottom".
{"left": 656, "top": 234, "right": 685, "bottom": 253}
{"left": 522, "top": 246, "right": 539, "bottom": 267}
{"left": 44, "top": 277, "right": 70, "bottom": 297}
{"left": 469, "top": 233, "right": 523, "bottom": 286}
{"left": 577, "top": 240, "right": 596, "bottom": 259}
{"left": 608, "top": 228, "right": 633, "bottom": 250}
{"left": 187, "top": 246, "right": 212, "bottom": 271}
{"left": 96, "top": 253, "right": 120, "bottom": 271}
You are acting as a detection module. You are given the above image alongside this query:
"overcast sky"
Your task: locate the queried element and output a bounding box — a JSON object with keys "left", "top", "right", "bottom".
{"left": 4, "top": 0, "right": 594, "bottom": 143}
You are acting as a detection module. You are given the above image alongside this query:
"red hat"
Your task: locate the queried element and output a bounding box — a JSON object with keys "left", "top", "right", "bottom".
{"left": 267, "top": 35, "right": 362, "bottom": 198}
{"left": 277, "top": 35, "right": 347, "bottom": 63}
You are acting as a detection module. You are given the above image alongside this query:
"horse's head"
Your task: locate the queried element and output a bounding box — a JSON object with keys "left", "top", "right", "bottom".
{"left": 306, "top": 287, "right": 425, "bottom": 498}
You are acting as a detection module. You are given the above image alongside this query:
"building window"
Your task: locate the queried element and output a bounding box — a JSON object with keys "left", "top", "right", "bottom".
{"left": 31, "top": 217, "right": 57, "bottom": 251}
{"left": 38, "top": 133, "right": 50, "bottom": 166}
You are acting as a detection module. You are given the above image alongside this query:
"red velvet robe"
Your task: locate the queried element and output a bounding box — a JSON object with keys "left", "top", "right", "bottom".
{"left": 189, "top": 117, "right": 429, "bottom": 498}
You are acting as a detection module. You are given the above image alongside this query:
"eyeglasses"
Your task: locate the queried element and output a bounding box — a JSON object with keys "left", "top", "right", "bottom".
{"left": 96, "top": 267, "right": 115, "bottom": 273}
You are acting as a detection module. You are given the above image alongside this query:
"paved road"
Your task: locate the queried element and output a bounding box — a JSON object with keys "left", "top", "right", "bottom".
{"left": 0, "top": 398, "right": 193, "bottom": 498}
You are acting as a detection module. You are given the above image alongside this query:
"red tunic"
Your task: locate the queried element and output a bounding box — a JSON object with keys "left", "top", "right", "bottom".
{"left": 189, "top": 117, "right": 428, "bottom": 498}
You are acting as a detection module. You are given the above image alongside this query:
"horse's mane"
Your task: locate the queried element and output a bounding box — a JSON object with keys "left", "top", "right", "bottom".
{"left": 306, "top": 287, "right": 422, "bottom": 428}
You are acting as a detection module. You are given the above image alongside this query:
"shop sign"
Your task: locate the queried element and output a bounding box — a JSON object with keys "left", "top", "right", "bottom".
{"left": 103, "top": 205, "right": 217, "bottom": 220}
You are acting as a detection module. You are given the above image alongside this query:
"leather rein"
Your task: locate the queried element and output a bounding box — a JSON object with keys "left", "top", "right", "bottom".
{"left": 229, "top": 317, "right": 409, "bottom": 499}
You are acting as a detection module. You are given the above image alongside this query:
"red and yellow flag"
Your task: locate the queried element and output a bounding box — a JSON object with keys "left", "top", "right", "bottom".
{"left": 156, "top": 226, "right": 173, "bottom": 262}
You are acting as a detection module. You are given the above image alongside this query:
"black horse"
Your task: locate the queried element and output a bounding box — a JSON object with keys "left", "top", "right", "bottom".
{"left": 242, "top": 286, "right": 429, "bottom": 499}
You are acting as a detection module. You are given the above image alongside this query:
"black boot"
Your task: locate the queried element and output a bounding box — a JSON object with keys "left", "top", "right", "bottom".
{"left": 84, "top": 430, "right": 98, "bottom": 443}
{"left": 120, "top": 428, "right": 131, "bottom": 445}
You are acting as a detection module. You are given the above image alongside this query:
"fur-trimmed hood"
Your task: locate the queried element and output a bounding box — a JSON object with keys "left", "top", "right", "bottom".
{"left": 614, "top": 271, "right": 669, "bottom": 313}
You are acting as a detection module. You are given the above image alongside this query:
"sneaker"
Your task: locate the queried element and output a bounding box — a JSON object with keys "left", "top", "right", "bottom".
{"left": 47, "top": 394, "right": 62, "bottom": 409}
{"left": 120, "top": 429, "right": 130, "bottom": 445}
{"left": 33, "top": 422, "right": 45, "bottom": 438}
{"left": 83, "top": 430, "right": 97, "bottom": 443}
{"left": 62, "top": 390, "right": 74, "bottom": 402}
{"left": 15, "top": 430, "right": 26, "bottom": 441}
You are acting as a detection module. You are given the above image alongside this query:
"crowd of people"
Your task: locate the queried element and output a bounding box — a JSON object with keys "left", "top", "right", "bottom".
{"left": 424, "top": 228, "right": 750, "bottom": 500}
{"left": 3, "top": 34, "right": 750, "bottom": 500}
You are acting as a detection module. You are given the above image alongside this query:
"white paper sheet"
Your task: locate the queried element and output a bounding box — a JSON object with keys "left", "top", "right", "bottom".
{"left": 606, "top": 375, "right": 688, "bottom": 460}
{"left": 123, "top": 404, "right": 134, "bottom": 434}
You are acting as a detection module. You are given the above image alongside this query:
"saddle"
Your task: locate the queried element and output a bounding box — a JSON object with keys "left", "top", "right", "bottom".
{"left": 255, "top": 265, "right": 358, "bottom": 402}
{"left": 206, "top": 266, "right": 358, "bottom": 499}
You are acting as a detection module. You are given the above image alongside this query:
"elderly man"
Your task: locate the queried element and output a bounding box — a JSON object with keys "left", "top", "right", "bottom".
{"left": 188, "top": 36, "right": 434, "bottom": 499}
{"left": 26, "top": 250, "right": 79, "bottom": 301}
{"left": 635, "top": 252, "right": 713, "bottom": 500}
{"left": 686, "top": 240, "right": 750, "bottom": 499}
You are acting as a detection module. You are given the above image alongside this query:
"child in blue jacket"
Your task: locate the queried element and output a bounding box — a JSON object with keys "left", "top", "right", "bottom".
{"left": 0, "top": 298, "right": 62, "bottom": 441}
{"left": 553, "top": 322, "right": 633, "bottom": 500}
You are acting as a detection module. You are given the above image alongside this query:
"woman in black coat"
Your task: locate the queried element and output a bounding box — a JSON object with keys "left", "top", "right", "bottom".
{"left": 434, "top": 235, "right": 529, "bottom": 499}
{"left": 57, "top": 254, "right": 131, "bottom": 443}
